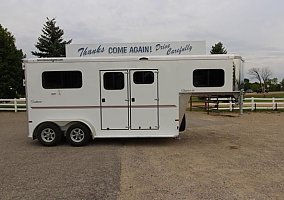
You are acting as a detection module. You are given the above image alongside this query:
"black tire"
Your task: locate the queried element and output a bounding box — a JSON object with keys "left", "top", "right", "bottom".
{"left": 66, "top": 123, "right": 91, "bottom": 146}
{"left": 179, "top": 115, "right": 186, "bottom": 132}
{"left": 36, "top": 122, "right": 62, "bottom": 146}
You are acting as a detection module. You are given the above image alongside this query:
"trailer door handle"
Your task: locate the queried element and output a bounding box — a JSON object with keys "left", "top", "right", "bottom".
{"left": 132, "top": 98, "right": 135, "bottom": 102}
{"left": 102, "top": 98, "right": 105, "bottom": 102}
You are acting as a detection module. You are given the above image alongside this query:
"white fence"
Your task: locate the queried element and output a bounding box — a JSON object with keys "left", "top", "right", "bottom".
{"left": 1, "top": 97, "right": 284, "bottom": 112}
{"left": 0, "top": 98, "right": 26, "bottom": 112}
{"left": 210, "top": 97, "right": 284, "bottom": 111}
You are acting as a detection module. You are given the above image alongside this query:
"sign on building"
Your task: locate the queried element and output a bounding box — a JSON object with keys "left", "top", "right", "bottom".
{"left": 66, "top": 41, "right": 206, "bottom": 57}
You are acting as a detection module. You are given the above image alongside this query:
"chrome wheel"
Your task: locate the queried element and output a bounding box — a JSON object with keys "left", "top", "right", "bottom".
{"left": 36, "top": 122, "right": 62, "bottom": 146}
{"left": 41, "top": 128, "right": 56, "bottom": 143}
{"left": 70, "top": 128, "right": 85, "bottom": 143}
{"left": 66, "top": 123, "right": 91, "bottom": 146}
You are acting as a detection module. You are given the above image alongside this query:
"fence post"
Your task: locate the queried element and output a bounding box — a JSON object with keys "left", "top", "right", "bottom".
{"left": 272, "top": 97, "right": 275, "bottom": 110}
{"left": 251, "top": 97, "right": 254, "bottom": 111}
{"left": 189, "top": 96, "right": 192, "bottom": 111}
{"left": 14, "top": 98, "right": 17, "bottom": 112}
{"left": 239, "top": 89, "right": 244, "bottom": 114}
{"left": 229, "top": 97, "right": 233, "bottom": 112}
{"left": 207, "top": 97, "right": 210, "bottom": 114}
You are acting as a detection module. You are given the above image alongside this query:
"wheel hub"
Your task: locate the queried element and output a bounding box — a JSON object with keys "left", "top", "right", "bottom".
{"left": 71, "top": 128, "right": 84, "bottom": 142}
{"left": 41, "top": 128, "right": 55, "bottom": 142}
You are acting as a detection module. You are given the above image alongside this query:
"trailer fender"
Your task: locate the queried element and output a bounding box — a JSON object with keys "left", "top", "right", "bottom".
{"left": 73, "top": 120, "right": 97, "bottom": 139}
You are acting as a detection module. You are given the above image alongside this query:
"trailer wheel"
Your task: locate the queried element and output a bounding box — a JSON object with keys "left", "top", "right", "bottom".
{"left": 179, "top": 115, "right": 186, "bottom": 132}
{"left": 36, "top": 122, "right": 62, "bottom": 146}
{"left": 66, "top": 123, "right": 91, "bottom": 146}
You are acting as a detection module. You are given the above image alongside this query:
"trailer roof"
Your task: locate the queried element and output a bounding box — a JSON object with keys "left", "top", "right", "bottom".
{"left": 23, "top": 54, "right": 243, "bottom": 63}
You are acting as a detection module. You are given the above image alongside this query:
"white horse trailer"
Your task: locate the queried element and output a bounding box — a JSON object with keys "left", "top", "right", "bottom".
{"left": 23, "top": 55, "right": 244, "bottom": 146}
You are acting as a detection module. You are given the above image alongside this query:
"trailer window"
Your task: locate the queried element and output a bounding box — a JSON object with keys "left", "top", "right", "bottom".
{"left": 193, "top": 69, "right": 224, "bottom": 87}
{"left": 103, "top": 72, "right": 124, "bottom": 90}
{"left": 133, "top": 71, "right": 154, "bottom": 84}
{"left": 42, "top": 71, "right": 82, "bottom": 89}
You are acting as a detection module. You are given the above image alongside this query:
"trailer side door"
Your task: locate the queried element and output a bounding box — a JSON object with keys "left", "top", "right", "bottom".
{"left": 100, "top": 70, "right": 129, "bottom": 130}
{"left": 130, "top": 70, "right": 159, "bottom": 130}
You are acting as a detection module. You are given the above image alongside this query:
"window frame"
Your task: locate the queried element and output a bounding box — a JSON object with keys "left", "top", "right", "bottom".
{"left": 42, "top": 70, "right": 83, "bottom": 89}
{"left": 193, "top": 69, "right": 225, "bottom": 87}
{"left": 103, "top": 72, "right": 125, "bottom": 90}
{"left": 133, "top": 71, "right": 155, "bottom": 85}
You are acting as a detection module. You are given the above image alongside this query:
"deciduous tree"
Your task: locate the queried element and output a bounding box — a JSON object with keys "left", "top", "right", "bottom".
{"left": 248, "top": 67, "right": 262, "bottom": 91}
{"left": 260, "top": 67, "right": 272, "bottom": 90}
{"left": 248, "top": 67, "right": 272, "bottom": 92}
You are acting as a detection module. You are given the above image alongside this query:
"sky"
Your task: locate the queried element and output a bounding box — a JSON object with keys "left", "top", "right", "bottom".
{"left": 1, "top": 0, "right": 284, "bottom": 81}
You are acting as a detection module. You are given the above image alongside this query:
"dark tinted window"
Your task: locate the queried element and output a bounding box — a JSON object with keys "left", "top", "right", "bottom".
{"left": 42, "top": 71, "right": 82, "bottom": 89}
{"left": 133, "top": 71, "right": 154, "bottom": 84}
{"left": 193, "top": 69, "right": 224, "bottom": 87}
{"left": 103, "top": 72, "right": 124, "bottom": 90}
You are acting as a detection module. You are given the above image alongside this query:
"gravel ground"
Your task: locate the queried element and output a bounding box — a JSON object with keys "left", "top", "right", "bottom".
{"left": 0, "top": 112, "right": 120, "bottom": 200}
{"left": 0, "top": 111, "right": 283, "bottom": 200}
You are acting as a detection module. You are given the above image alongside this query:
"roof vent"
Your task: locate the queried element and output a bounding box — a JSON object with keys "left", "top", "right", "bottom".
{"left": 139, "top": 57, "right": 148, "bottom": 60}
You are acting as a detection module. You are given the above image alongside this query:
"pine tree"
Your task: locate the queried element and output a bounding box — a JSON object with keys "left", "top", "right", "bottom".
{"left": 0, "top": 24, "right": 24, "bottom": 98}
{"left": 32, "top": 18, "right": 72, "bottom": 57}
{"left": 210, "top": 42, "right": 227, "bottom": 54}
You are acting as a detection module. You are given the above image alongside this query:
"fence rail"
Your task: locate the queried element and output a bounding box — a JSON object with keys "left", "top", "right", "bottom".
{"left": 208, "top": 97, "right": 284, "bottom": 111}
{"left": 1, "top": 97, "right": 284, "bottom": 112}
{"left": 0, "top": 98, "right": 26, "bottom": 112}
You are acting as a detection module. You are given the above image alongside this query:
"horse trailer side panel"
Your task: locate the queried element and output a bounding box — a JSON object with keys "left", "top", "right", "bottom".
{"left": 24, "top": 55, "right": 243, "bottom": 142}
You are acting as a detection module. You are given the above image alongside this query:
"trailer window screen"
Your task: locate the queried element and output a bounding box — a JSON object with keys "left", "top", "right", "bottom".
{"left": 103, "top": 72, "right": 124, "bottom": 90}
{"left": 133, "top": 71, "right": 154, "bottom": 84}
{"left": 193, "top": 69, "right": 224, "bottom": 87}
{"left": 42, "top": 71, "right": 82, "bottom": 89}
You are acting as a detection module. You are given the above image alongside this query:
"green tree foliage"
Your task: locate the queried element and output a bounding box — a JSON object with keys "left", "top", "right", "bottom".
{"left": 0, "top": 24, "right": 24, "bottom": 98}
{"left": 32, "top": 18, "right": 72, "bottom": 57}
{"left": 243, "top": 78, "right": 250, "bottom": 91}
{"left": 244, "top": 77, "right": 283, "bottom": 92}
{"left": 210, "top": 42, "right": 227, "bottom": 54}
{"left": 250, "top": 82, "right": 261, "bottom": 92}
{"left": 281, "top": 79, "right": 284, "bottom": 91}
{"left": 248, "top": 67, "right": 263, "bottom": 91}
{"left": 266, "top": 78, "right": 280, "bottom": 91}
